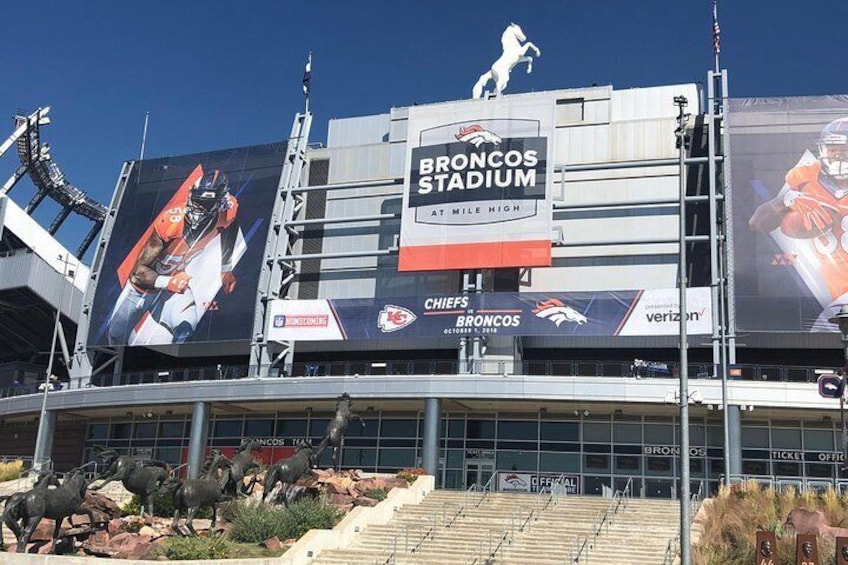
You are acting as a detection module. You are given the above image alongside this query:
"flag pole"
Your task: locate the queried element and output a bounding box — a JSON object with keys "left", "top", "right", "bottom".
{"left": 303, "top": 52, "right": 312, "bottom": 115}
{"left": 139, "top": 111, "right": 150, "bottom": 161}
{"left": 712, "top": 0, "right": 721, "bottom": 72}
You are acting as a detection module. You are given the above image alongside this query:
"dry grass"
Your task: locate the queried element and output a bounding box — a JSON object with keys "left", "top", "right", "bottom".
{"left": 0, "top": 460, "right": 24, "bottom": 482}
{"left": 692, "top": 482, "right": 847, "bottom": 565}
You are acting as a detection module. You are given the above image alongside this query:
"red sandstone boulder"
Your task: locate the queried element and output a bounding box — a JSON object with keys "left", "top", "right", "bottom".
{"left": 260, "top": 536, "right": 283, "bottom": 551}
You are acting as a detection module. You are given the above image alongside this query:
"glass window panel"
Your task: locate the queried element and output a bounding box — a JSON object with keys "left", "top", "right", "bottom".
{"left": 804, "top": 429, "right": 834, "bottom": 451}
{"left": 134, "top": 423, "right": 156, "bottom": 439}
{"left": 309, "top": 419, "right": 330, "bottom": 439}
{"left": 467, "top": 420, "right": 495, "bottom": 439}
{"left": 244, "top": 419, "right": 274, "bottom": 437}
{"left": 378, "top": 448, "right": 416, "bottom": 468}
{"left": 497, "top": 451, "right": 536, "bottom": 472}
{"left": 112, "top": 423, "right": 132, "bottom": 440}
{"left": 741, "top": 427, "right": 769, "bottom": 448}
{"left": 613, "top": 423, "right": 641, "bottom": 444}
{"left": 540, "top": 422, "right": 579, "bottom": 442}
{"left": 446, "top": 449, "right": 463, "bottom": 468}
{"left": 448, "top": 419, "right": 465, "bottom": 438}
{"left": 742, "top": 460, "right": 768, "bottom": 475}
{"left": 276, "top": 419, "right": 308, "bottom": 437}
{"left": 213, "top": 420, "right": 242, "bottom": 438}
{"left": 689, "top": 425, "right": 706, "bottom": 446}
{"left": 346, "top": 419, "right": 379, "bottom": 437}
{"left": 585, "top": 454, "right": 610, "bottom": 472}
{"left": 707, "top": 425, "right": 725, "bottom": 447}
{"left": 155, "top": 447, "right": 182, "bottom": 465}
{"left": 644, "top": 424, "right": 673, "bottom": 444}
{"left": 709, "top": 459, "right": 724, "bottom": 476}
{"left": 774, "top": 461, "right": 801, "bottom": 476}
{"left": 807, "top": 463, "right": 835, "bottom": 478}
{"left": 444, "top": 470, "right": 464, "bottom": 490}
{"left": 497, "top": 421, "right": 537, "bottom": 441}
{"left": 343, "top": 448, "right": 377, "bottom": 468}
{"left": 771, "top": 428, "right": 802, "bottom": 450}
{"left": 615, "top": 455, "right": 641, "bottom": 472}
{"left": 647, "top": 457, "right": 673, "bottom": 476}
{"left": 88, "top": 424, "right": 108, "bottom": 440}
{"left": 382, "top": 419, "right": 418, "bottom": 438}
{"left": 159, "top": 421, "right": 185, "bottom": 438}
{"left": 583, "top": 423, "right": 611, "bottom": 443}
{"left": 691, "top": 458, "right": 705, "bottom": 477}
{"left": 540, "top": 452, "right": 580, "bottom": 473}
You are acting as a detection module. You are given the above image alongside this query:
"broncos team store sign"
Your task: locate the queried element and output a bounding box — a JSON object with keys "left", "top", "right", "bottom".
{"left": 266, "top": 288, "right": 712, "bottom": 341}
{"left": 398, "top": 98, "right": 553, "bottom": 271}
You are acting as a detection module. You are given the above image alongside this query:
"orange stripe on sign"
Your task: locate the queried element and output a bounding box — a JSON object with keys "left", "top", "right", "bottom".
{"left": 398, "top": 240, "right": 551, "bottom": 272}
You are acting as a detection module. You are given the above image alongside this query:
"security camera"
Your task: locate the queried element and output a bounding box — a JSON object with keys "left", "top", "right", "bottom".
{"left": 691, "top": 390, "right": 704, "bottom": 404}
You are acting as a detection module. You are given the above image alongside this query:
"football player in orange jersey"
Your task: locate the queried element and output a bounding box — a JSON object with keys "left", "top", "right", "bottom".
{"left": 107, "top": 169, "right": 240, "bottom": 344}
{"left": 749, "top": 118, "right": 848, "bottom": 328}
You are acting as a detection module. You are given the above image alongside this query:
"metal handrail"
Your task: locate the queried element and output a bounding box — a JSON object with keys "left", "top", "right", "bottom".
{"left": 661, "top": 532, "right": 680, "bottom": 565}
{"left": 569, "top": 487, "right": 628, "bottom": 563}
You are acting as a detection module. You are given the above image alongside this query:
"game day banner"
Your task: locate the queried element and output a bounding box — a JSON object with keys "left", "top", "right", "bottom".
{"left": 266, "top": 287, "right": 711, "bottom": 341}
{"left": 729, "top": 96, "right": 848, "bottom": 332}
{"left": 398, "top": 97, "right": 553, "bottom": 271}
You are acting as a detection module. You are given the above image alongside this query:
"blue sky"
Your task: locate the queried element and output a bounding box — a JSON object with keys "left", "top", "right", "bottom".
{"left": 3, "top": 0, "right": 846, "bottom": 256}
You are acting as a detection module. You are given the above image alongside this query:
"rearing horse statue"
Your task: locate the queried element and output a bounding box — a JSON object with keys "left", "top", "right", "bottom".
{"left": 316, "top": 392, "right": 365, "bottom": 470}
{"left": 472, "top": 23, "right": 541, "bottom": 99}
{"left": 90, "top": 446, "right": 171, "bottom": 517}
{"left": 220, "top": 438, "right": 263, "bottom": 498}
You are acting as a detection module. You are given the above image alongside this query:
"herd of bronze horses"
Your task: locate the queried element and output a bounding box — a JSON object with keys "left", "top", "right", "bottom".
{"left": 0, "top": 393, "right": 364, "bottom": 553}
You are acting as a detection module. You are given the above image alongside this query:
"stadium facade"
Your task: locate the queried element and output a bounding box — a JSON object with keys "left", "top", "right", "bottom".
{"left": 3, "top": 69, "right": 848, "bottom": 500}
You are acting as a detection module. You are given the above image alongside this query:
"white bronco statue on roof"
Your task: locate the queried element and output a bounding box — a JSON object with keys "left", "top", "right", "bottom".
{"left": 472, "top": 22, "right": 541, "bottom": 99}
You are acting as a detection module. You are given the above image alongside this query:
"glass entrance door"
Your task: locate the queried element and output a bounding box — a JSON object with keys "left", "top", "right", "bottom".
{"left": 464, "top": 460, "right": 496, "bottom": 489}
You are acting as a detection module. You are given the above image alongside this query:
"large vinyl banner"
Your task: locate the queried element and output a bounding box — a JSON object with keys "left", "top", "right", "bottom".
{"left": 266, "top": 288, "right": 711, "bottom": 341}
{"left": 729, "top": 96, "right": 848, "bottom": 332}
{"left": 398, "top": 98, "right": 553, "bottom": 271}
{"left": 88, "top": 143, "right": 285, "bottom": 346}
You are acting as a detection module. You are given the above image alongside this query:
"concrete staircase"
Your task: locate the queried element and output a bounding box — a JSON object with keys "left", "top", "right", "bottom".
{"left": 310, "top": 489, "right": 681, "bottom": 565}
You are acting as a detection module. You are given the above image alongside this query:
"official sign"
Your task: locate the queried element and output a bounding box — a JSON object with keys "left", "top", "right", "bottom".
{"left": 497, "top": 471, "right": 579, "bottom": 494}
{"left": 818, "top": 374, "right": 844, "bottom": 399}
{"left": 399, "top": 98, "right": 553, "bottom": 271}
{"left": 266, "top": 288, "right": 712, "bottom": 342}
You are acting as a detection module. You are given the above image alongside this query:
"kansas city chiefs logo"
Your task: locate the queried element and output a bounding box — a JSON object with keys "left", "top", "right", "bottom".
{"left": 378, "top": 305, "right": 417, "bottom": 333}
{"left": 532, "top": 299, "right": 588, "bottom": 327}
{"left": 455, "top": 124, "right": 502, "bottom": 147}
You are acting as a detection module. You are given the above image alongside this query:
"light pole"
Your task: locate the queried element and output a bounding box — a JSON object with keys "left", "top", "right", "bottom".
{"left": 828, "top": 305, "right": 848, "bottom": 475}
{"left": 32, "top": 253, "right": 74, "bottom": 472}
{"left": 674, "top": 94, "right": 691, "bottom": 565}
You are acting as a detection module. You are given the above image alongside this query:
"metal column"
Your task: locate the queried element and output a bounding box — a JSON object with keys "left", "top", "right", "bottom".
{"left": 187, "top": 401, "right": 211, "bottom": 480}
{"left": 33, "top": 410, "right": 57, "bottom": 472}
{"left": 422, "top": 398, "right": 442, "bottom": 478}
{"left": 249, "top": 112, "right": 312, "bottom": 378}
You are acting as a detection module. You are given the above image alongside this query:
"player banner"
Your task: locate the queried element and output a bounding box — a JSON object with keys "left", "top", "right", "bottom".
{"left": 729, "top": 96, "right": 848, "bottom": 332}
{"left": 266, "top": 287, "right": 711, "bottom": 341}
{"left": 399, "top": 98, "right": 553, "bottom": 271}
{"left": 87, "top": 143, "right": 285, "bottom": 346}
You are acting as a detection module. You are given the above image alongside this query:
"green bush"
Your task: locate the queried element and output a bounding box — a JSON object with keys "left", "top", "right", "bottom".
{"left": 0, "top": 461, "right": 25, "bottom": 482}
{"left": 280, "top": 497, "right": 343, "bottom": 539}
{"left": 363, "top": 487, "right": 388, "bottom": 501}
{"left": 230, "top": 498, "right": 343, "bottom": 543}
{"left": 228, "top": 503, "right": 288, "bottom": 543}
{"left": 396, "top": 467, "right": 426, "bottom": 484}
{"left": 121, "top": 491, "right": 212, "bottom": 519}
{"left": 155, "top": 533, "right": 233, "bottom": 560}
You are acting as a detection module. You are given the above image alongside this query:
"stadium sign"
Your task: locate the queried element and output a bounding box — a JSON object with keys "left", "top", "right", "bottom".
{"left": 497, "top": 471, "right": 580, "bottom": 494}
{"left": 266, "top": 287, "right": 712, "bottom": 341}
{"left": 399, "top": 98, "right": 553, "bottom": 271}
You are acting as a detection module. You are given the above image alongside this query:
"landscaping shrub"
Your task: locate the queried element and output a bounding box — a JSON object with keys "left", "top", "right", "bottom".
{"left": 155, "top": 533, "right": 233, "bottom": 560}
{"left": 0, "top": 460, "right": 25, "bottom": 482}
{"left": 692, "top": 483, "right": 848, "bottom": 565}
{"left": 396, "top": 467, "right": 426, "bottom": 484}
{"left": 363, "top": 487, "right": 388, "bottom": 501}
{"left": 228, "top": 503, "right": 287, "bottom": 543}
{"left": 280, "top": 498, "right": 343, "bottom": 540}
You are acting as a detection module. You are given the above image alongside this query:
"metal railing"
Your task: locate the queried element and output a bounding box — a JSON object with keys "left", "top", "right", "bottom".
{"left": 0, "top": 358, "right": 830, "bottom": 398}
{"left": 722, "top": 474, "right": 848, "bottom": 494}
{"left": 661, "top": 532, "right": 680, "bottom": 565}
{"left": 568, "top": 483, "right": 630, "bottom": 564}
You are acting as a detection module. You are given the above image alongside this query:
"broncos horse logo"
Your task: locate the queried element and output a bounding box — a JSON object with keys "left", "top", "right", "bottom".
{"left": 532, "top": 298, "right": 588, "bottom": 327}
{"left": 455, "top": 125, "right": 502, "bottom": 147}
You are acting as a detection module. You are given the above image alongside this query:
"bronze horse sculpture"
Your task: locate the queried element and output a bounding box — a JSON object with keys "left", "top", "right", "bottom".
{"left": 90, "top": 446, "right": 171, "bottom": 517}
{"left": 220, "top": 438, "right": 263, "bottom": 498}
{"left": 262, "top": 440, "right": 315, "bottom": 506}
{"left": 171, "top": 451, "right": 229, "bottom": 536}
{"left": 0, "top": 471, "right": 61, "bottom": 550}
{"left": 10, "top": 467, "right": 98, "bottom": 553}
{"left": 316, "top": 392, "right": 365, "bottom": 470}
